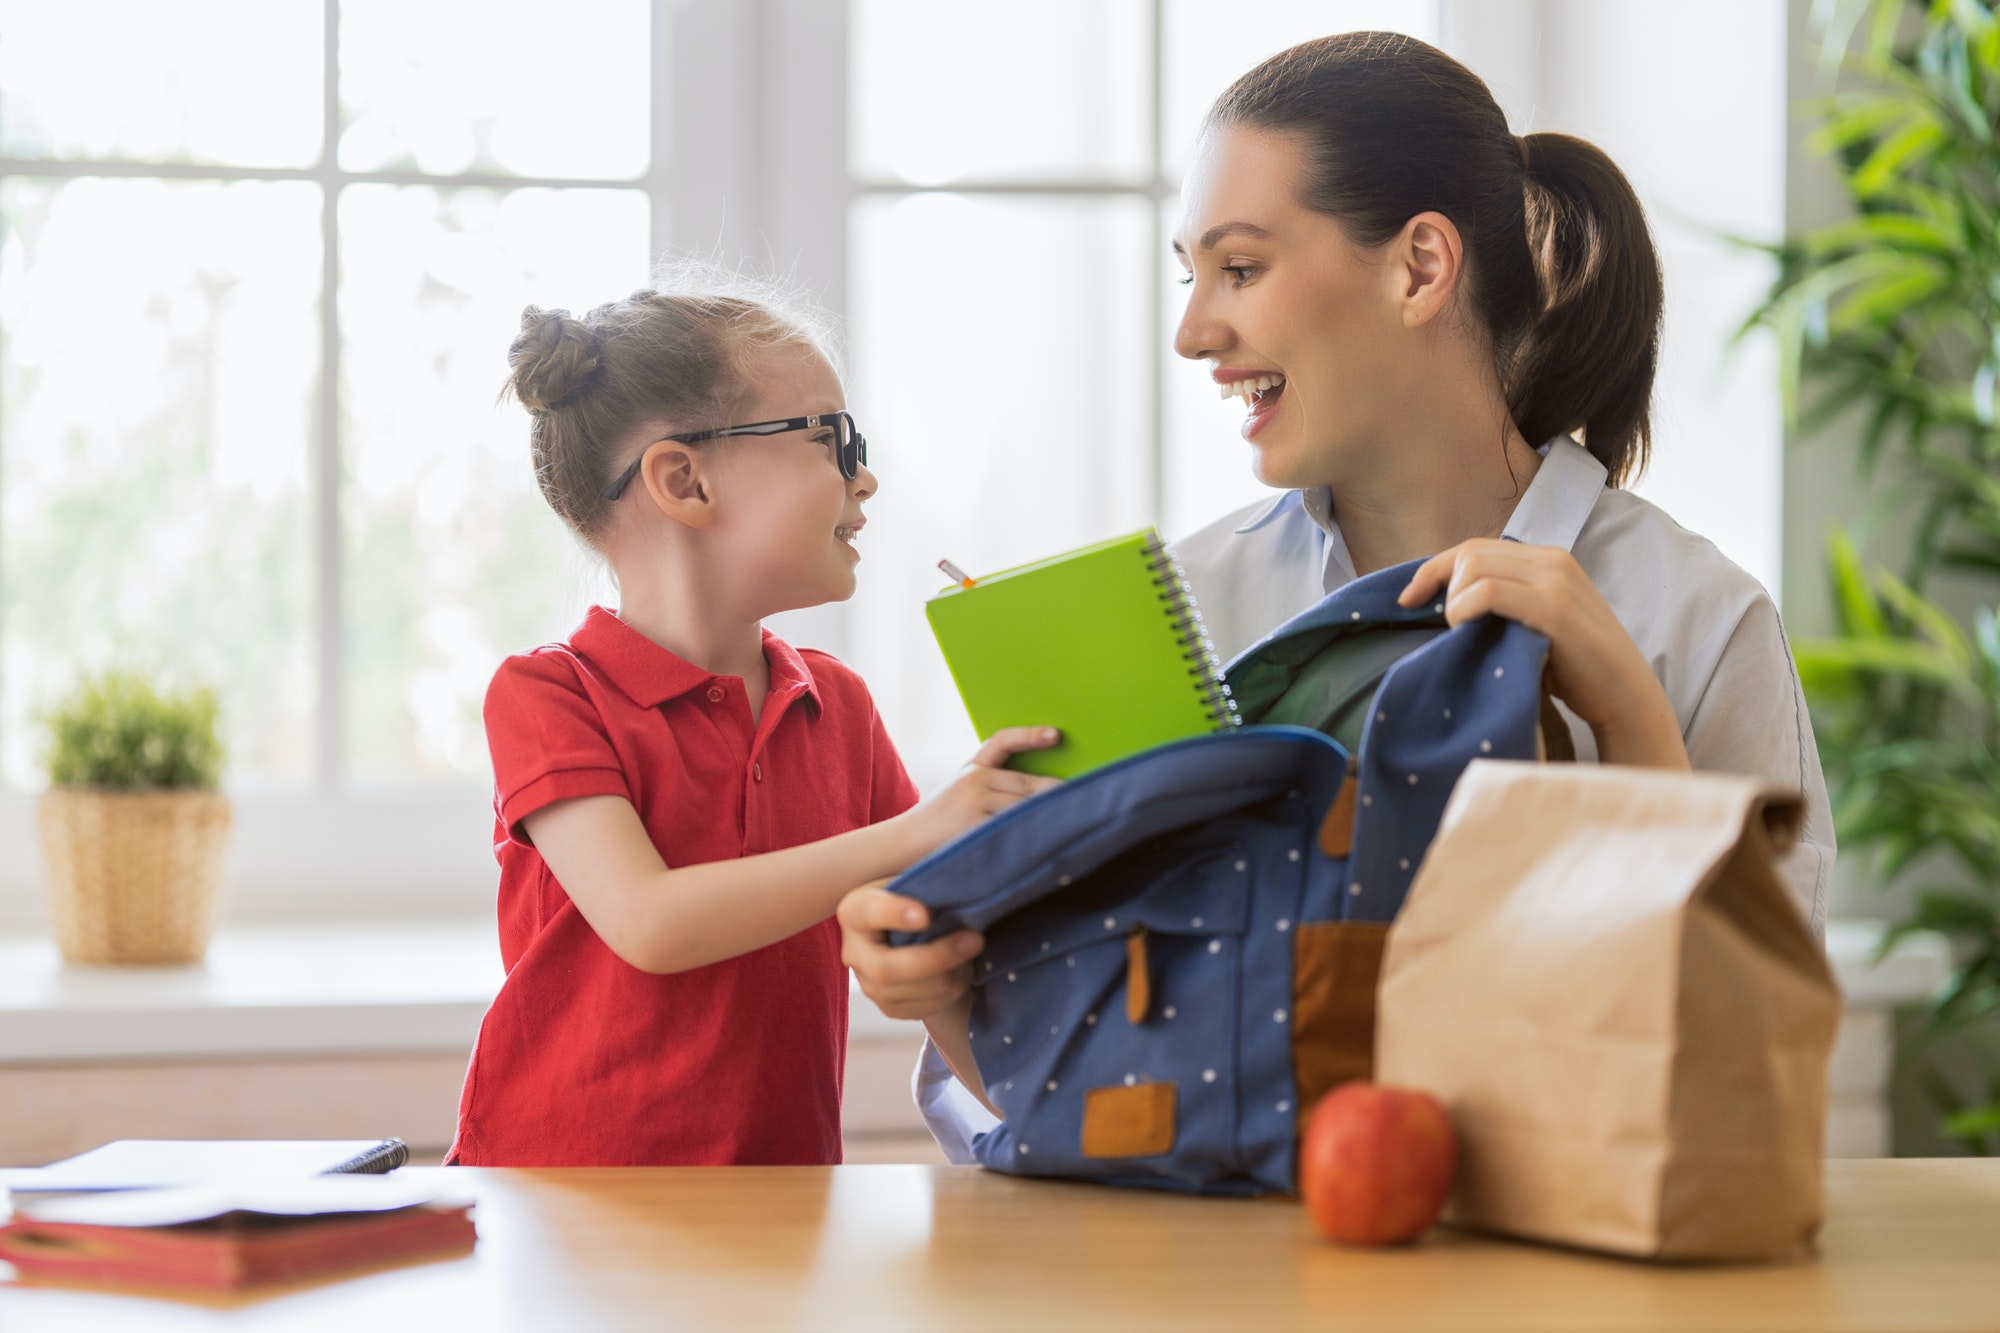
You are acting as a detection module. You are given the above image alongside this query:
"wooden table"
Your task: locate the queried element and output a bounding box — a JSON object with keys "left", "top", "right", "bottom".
{"left": 3, "top": 1160, "right": 1997, "bottom": 1330}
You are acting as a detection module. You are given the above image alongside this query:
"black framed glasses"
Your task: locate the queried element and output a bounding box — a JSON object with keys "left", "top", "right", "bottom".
{"left": 602, "top": 411, "right": 868, "bottom": 501}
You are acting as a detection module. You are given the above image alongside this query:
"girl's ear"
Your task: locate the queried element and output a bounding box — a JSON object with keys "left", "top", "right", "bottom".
{"left": 639, "top": 439, "right": 717, "bottom": 529}
{"left": 1395, "top": 211, "right": 1466, "bottom": 329}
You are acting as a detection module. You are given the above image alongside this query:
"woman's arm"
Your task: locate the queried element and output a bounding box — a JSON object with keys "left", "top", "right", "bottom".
{"left": 1679, "top": 594, "right": 1836, "bottom": 933}
{"left": 1399, "top": 539, "right": 1690, "bottom": 769}
{"left": 525, "top": 728, "right": 1059, "bottom": 975}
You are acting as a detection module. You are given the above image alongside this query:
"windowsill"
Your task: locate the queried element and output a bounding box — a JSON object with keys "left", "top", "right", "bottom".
{"left": 0, "top": 790, "right": 503, "bottom": 933}
{"left": 0, "top": 920, "right": 922, "bottom": 1066}
{"left": 0, "top": 917, "right": 1940, "bottom": 1068}
{"left": 1823, "top": 919, "right": 1950, "bottom": 1008}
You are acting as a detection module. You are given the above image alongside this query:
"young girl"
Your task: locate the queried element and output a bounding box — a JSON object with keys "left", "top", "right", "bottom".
{"left": 842, "top": 31, "right": 1835, "bottom": 1159}
{"left": 447, "top": 280, "right": 1058, "bottom": 1167}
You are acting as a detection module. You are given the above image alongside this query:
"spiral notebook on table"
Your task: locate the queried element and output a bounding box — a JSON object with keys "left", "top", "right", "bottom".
{"left": 926, "top": 528, "right": 1238, "bottom": 780}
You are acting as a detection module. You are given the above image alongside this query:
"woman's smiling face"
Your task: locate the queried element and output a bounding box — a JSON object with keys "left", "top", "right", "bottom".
{"left": 1172, "top": 122, "right": 1412, "bottom": 492}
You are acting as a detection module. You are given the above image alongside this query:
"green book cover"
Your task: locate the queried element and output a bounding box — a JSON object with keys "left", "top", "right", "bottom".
{"left": 925, "top": 528, "right": 1237, "bottom": 779}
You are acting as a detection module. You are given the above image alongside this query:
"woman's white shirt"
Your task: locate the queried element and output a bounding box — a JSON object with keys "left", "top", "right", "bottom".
{"left": 911, "top": 435, "right": 1835, "bottom": 1162}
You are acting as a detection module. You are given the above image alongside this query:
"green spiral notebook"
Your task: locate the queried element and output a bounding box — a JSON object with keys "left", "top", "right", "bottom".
{"left": 926, "top": 528, "right": 1239, "bottom": 779}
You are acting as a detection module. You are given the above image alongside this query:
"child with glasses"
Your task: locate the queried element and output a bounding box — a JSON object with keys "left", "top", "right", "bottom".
{"left": 447, "top": 277, "right": 1059, "bottom": 1167}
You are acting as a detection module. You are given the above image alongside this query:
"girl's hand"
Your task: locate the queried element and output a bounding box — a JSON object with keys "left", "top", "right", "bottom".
{"left": 887, "top": 726, "right": 1062, "bottom": 862}
{"left": 1398, "top": 539, "right": 1689, "bottom": 770}
{"left": 839, "top": 881, "right": 981, "bottom": 1021}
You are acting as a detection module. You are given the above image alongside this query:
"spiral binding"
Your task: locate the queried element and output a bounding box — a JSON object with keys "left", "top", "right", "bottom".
{"left": 1142, "top": 532, "right": 1240, "bottom": 730}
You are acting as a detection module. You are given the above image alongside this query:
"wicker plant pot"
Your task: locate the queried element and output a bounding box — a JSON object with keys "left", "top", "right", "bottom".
{"left": 36, "top": 788, "right": 232, "bottom": 965}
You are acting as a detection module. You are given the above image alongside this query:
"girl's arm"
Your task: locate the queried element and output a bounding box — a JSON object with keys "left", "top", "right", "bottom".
{"left": 1399, "top": 539, "right": 1691, "bottom": 769}
{"left": 524, "top": 727, "right": 1059, "bottom": 976}
{"left": 837, "top": 884, "right": 996, "bottom": 1114}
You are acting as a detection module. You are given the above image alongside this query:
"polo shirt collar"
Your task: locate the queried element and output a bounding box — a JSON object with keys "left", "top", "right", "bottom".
{"left": 570, "top": 606, "right": 823, "bottom": 715}
{"left": 760, "top": 629, "right": 824, "bottom": 718}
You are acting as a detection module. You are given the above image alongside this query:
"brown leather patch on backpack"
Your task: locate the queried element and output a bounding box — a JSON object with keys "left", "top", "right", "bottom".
{"left": 1291, "top": 921, "right": 1390, "bottom": 1120}
{"left": 1081, "top": 1082, "right": 1178, "bottom": 1159}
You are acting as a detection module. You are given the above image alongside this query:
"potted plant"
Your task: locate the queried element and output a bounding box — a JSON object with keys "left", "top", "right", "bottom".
{"left": 36, "top": 669, "right": 230, "bottom": 965}
{"left": 1746, "top": 0, "right": 2000, "bottom": 1150}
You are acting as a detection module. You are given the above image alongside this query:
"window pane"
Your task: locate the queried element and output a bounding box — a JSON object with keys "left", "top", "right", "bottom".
{"left": 339, "top": 0, "right": 650, "bottom": 179}
{"left": 1161, "top": 1, "right": 1440, "bottom": 176}
{"left": 847, "top": 194, "right": 1152, "bottom": 787}
{"left": 0, "top": 1, "right": 322, "bottom": 167}
{"left": 339, "top": 184, "right": 647, "bottom": 782}
{"left": 0, "top": 178, "right": 319, "bottom": 787}
{"left": 851, "top": 0, "right": 1151, "bottom": 185}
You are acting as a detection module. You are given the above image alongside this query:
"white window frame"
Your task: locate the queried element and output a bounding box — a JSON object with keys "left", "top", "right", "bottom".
{"left": 0, "top": 0, "right": 1785, "bottom": 929}
{"left": 0, "top": 0, "right": 697, "bottom": 926}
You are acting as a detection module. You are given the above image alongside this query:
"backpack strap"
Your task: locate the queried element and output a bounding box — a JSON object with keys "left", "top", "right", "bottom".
{"left": 1539, "top": 670, "right": 1577, "bottom": 761}
{"left": 1317, "top": 754, "right": 1359, "bottom": 858}
{"left": 1124, "top": 928, "right": 1151, "bottom": 1025}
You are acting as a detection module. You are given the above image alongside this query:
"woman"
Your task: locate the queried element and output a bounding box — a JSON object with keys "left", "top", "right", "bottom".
{"left": 839, "top": 32, "right": 1833, "bottom": 1159}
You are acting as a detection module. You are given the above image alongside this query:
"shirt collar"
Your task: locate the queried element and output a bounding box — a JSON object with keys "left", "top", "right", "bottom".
{"left": 1231, "top": 490, "right": 1301, "bottom": 534}
{"left": 1239, "top": 434, "right": 1605, "bottom": 558}
{"left": 760, "top": 629, "right": 824, "bottom": 718}
{"left": 1498, "top": 435, "right": 1608, "bottom": 553}
{"left": 569, "top": 606, "right": 823, "bottom": 715}
{"left": 1297, "top": 486, "right": 1356, "bottom": 588}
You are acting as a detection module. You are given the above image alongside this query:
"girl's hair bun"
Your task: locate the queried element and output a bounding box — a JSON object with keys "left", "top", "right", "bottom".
{"left": 508, "top": 262, "right": 842, "bottom": 546}
{"left": 508, "top": 305, "right": 604, "bottom": 412}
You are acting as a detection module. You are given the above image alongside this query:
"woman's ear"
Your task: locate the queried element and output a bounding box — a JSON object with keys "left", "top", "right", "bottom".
{"left": 638, "top": 439, "right": 718, "bottom": 530}
{"left": 1395, "top": 211, "right": 1466, "bottom": 329}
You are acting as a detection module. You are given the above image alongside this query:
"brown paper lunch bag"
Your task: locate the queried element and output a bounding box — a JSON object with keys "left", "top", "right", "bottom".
{"left": 1374, "top": 759, "right": 1841, "bottom": 1261}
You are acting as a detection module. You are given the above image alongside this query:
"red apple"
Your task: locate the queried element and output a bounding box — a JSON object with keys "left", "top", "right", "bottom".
{"left": 1299, "top": 1082, "right": 1455, "bottom": 1245}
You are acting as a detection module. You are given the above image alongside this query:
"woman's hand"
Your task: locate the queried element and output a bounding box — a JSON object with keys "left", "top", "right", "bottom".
{"left": 1398, "top": 539, "right": 1689, "bottom": 769}
{"left": 839, "top": 882, "right": 981, "bottom": 1021}
{"left": 885, "top": 726, "right": 1062, "bottom": 863}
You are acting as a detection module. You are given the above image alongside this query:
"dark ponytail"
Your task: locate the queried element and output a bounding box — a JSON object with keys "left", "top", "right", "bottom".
{"left": 1207, "top": 33, "right": 1663, "bottom": 486}
{"left": 1511, "top": 132, "right": 1663, "bottom": 484}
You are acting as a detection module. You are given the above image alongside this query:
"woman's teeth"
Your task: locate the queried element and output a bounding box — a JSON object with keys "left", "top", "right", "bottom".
{"left": 1220, "top": 374, "right": 1285, "bottom": 406}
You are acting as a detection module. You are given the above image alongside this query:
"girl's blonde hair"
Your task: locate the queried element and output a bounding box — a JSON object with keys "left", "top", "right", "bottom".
{"left": 503, "top": 262, "right": 840, "bottom": 544}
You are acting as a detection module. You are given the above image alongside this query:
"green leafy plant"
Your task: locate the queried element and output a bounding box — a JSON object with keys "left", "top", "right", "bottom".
{"left": 1755, "top": 0, "right": 2000, "bottom": 565}
{"left": 1747, "top": 0, "right": 2000, "bottom": 1153}
{"left": 40, "top": 669, "right": 224, "bottom": 791}
{"left": 1793, "top": 537, "right": 2000, "bottom": 1151}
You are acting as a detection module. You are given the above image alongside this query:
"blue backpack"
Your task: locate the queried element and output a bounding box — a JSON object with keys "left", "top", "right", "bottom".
{"left": 888, "top": 559, "right": 1565, "bottom": 1194}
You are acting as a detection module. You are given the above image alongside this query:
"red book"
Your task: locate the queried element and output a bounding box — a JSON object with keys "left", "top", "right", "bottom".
{"left": 0, "top": 1178, "right": 475, "bottom": 1292}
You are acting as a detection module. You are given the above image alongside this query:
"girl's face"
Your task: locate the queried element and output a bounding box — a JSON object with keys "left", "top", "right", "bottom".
{"left": 1172, "top": 123, "right": 1414, "bottom": 492}
{"left": 704, "top": 345, "right": 877, "bottom": 616}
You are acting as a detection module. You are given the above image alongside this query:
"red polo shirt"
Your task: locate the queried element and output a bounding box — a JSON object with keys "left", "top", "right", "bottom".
{"left": 449, "top": 606, "right": 919, "bottom": 1167}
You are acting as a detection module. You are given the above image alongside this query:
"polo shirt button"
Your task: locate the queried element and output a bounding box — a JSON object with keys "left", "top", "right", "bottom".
{"left": 753, "top": 763, "right": 763, "bottom": 782}
{"left": 706, "top": 685, "right": 726, "bottom": 703}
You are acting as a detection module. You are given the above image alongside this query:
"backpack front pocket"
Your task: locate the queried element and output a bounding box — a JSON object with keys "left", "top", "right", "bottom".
{"left": 964, "top": 809, "right": 1323, "bottom": 1195}
{"left": 966, "top": 845, "right": 1252, "bottom": 1189}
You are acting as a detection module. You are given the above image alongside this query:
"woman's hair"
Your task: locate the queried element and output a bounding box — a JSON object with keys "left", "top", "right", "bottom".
{"left": 503, "top": 263, "right": 839, "bottom": 543}
{"left": 1206, "top": 32, "right": 1663, "bottom": 486}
